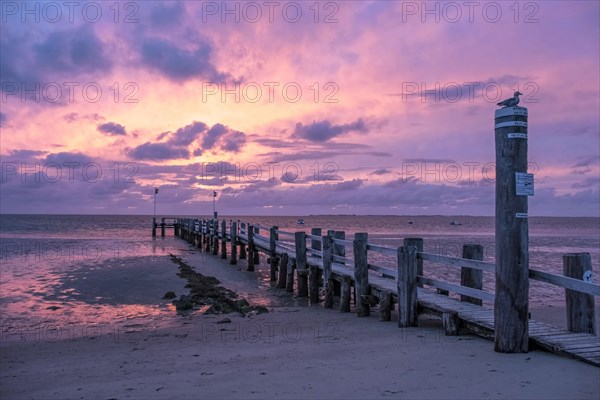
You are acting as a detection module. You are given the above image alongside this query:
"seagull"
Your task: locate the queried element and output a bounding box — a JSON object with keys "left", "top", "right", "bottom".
{"left": 497, "top": 91, "right": 523, "bottom": 108}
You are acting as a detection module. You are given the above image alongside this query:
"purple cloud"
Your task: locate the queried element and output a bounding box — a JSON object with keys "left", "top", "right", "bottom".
{"left": 98, "top": 122, "right": 127, "bottom": 136}
{"left": 293, "top": 119, "right": 368, "bottom": 142}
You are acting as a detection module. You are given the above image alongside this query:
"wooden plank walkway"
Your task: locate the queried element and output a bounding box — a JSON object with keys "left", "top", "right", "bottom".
{"left": 323, "top": 260, "right": 600, "bottom": 367}
{"left": 175, "top": 221, "right": 600, "bottom": 367}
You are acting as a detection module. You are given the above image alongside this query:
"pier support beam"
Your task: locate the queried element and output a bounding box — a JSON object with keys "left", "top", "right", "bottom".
{"left": 563, "top": 253, "right": 596, "bottom": 334}
{"left": 494, "top": 106, "right": 529, "bottom": 353}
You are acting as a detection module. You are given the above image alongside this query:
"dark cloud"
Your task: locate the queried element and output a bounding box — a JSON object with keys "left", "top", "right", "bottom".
{"left": 370, "top": 168, "right": 392, "bottom": 175}
{"left": 34, "top": 25, "right": 111, "bottom": 75}
{"left": 168, "top": 121, "right": 208, "bottom": 146}
{"left": 128, "top": 121, "right": 245, "bottom": 161}
{"left": 150, "top": 2, "right": 185, "bottom": 28}
{"left": 293, "top": 119, "right": 368, "bottom": 142}
{"left": 140, "top": 37, "right": 228, "bottom": 82}
{"left": 128, "top": 142, "right": 190, "bottom": 161}
{"left": 98, "top": 122, "right": 127, "bottom": 136}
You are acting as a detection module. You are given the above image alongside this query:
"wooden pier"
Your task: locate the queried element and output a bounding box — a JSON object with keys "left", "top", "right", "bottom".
{"left": 167, "top": 218, "right": 600, "bottom": 367}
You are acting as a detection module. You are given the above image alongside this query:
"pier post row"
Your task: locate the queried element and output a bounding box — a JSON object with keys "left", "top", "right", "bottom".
{"left": 494, "top": 106, "right": 530, "bottom": 353}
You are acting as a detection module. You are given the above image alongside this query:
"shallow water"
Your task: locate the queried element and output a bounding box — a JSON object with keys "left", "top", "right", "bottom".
{"left": 1, "top": 214, "right": 598, "bottom": 341}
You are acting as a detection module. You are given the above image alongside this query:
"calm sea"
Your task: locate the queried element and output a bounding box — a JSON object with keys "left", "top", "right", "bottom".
{"left": 1, "top": 214, "right": 598, "bottom": 341}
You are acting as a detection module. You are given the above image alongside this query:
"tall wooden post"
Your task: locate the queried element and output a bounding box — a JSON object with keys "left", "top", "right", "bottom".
{"left": 354, "top": 232, "right": 370, "bottom": 317}
{"left": 309, "top": 228, "right": 322, "bottom": 304}
{"left": 152, "top": 217, "right": 157, "bottom": 237}
{"left": 247, "top": 225, "right": 255, "bottom": 272}
{"left": 330, "top": 230, "right": 345, "bottom": 296}
{"left": 322, "top": 235, "right": 334, "bottom": 308}
{"left": 239, "top": 223, "right": 247, "bottom": 260}
{"left": 269, "top": 226, "right": 279, "bottom": 281}
{"left": 161, "top": 217, "right": 166, "bottom": 237}
{"left": 253, "top": 226, "right": 260, "bottom": 265}
{"left": 295, "top": 232, "right": 308, "bottom": 297}
{"left": 398, "top": 245, "right": 418, "bottom": 327}
{"left": 494, "top": 105, "right": 529, "bottom": 353}
{"left": 404, "top": 238, "right": 423, "bottom": 287}
{"left": 221, "top": 220, "right": 227, "bottom": 259}
{"left": 277, "top": 253, "right": 288, "bottom": 289}
{"left": 461, "top": 244, "right": 484, "bottom": 305}
{"left": 229, "top": 221, "right": 237, "bottom": 265}
{"left": 563, "top": 253, "right": 595, "bottom": 334}
{"left": 212, "top": 219, "right": 219, "bottom": 255}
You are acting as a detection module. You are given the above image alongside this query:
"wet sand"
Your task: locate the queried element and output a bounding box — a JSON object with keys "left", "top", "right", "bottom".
{"left": 1, "top": 251, "right": 599, "bottom": 400}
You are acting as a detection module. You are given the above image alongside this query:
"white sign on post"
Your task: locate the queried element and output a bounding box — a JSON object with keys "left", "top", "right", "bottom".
{"left": 515, "top": 172, "right": 534, "bottom": 196}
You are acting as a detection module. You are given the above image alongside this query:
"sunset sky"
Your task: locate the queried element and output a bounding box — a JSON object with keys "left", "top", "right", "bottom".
{"left": 1, "top": 1, "right": 598, "bottom": 216}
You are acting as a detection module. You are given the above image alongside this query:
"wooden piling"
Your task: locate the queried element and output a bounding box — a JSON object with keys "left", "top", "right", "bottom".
{"left": 563, "top": 253, "right": 595, "bottom": 334}
{"left": 212, "top": 219, "right": 219, "bottom": 255}
{"left": 309, "top": 228, "right": 322, "bottom": 304}
{"left": 494, "top": 105, "right": 529, "bottom": 353}
{"left": 253, "top": 226, "right": 260, "bottom": 265}
{"left": 398, "top": 245, "right": 418, "bottom": 327}
{"left": 246, "top": 225, "right": 254, "bottom": 272}
{"left": 331, "top": 230, "right": 345, "bottom": 296}
{"left": 340, "top": 276, "right": 352, "bottom": 313}
{"left": 322, "top": 235, "right": 334, "bottom": 309}
{"left": 205, "top": 220, "right": 211, "bottom": 253}
{"left": 354, "top": 232, "right": 370, "bottom": 317}
{"left": 404, "top": 238, "right": 423, "bottom": 287}
{"left": 269, "top": 226, "right": 279, "bottom": 281}
{"left": 461, "top": 244, "right": 484, "bottom": 305}
{"left": 286, "top": 259, "right": 295, "bottom": 293}
{"left": 379, "top": 292, "right": 392, "bottom": 321}
{"left": 229, "top": 221, "right": 237, "bottom": 265}
{"left": 161, "top": 217, "right": 166, "bottom": 237}
{"left": 221, "top": 220, "right": 227, "bottom": 259}
{"left": 295, "top": 232, "right": 308, "bottom": 297}
{"left": 277, "top": 253, "right": 288, "bottom": 289}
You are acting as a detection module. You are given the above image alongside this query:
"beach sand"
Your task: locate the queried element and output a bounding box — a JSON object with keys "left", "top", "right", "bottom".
{"left": 1, "top": 252, "right": 599, "bottom": 400}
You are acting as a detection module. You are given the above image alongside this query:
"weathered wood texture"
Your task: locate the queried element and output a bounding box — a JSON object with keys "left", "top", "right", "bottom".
{"left": 246, "top": 225, "right": 254, "bottom": 272}
{"left": 269, "top": 227, "right": 279, "bottom": 281}
{"left": 398, "top": 244, "right": 418, "bottom": 327}
{"left": 340, "top": 276, "right": 352, "bottom": 313}
{"left": 229, "top": 222, "right": 237, "bottom": 265}
{"left": 277, "top": 253, "right": 288, "bottom": 289}
{"left": 563, "top": 253, "right": 596, "bottom": 334}
{"left": 494, "top": 106, "right": 529, "bottom": 353}
{"left": 354, "top": 232, "right": 370, "bottom": 317}
{"left": 461, "top": 244, "right": 484, "bottom": 305}
{"left": 322, "top": 235, "right": 334, "bottom": 308}
{"left": 295, "top": 232, "right": 308, "bottom": 297}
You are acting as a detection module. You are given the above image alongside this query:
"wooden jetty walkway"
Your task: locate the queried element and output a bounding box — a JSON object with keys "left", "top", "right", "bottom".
{"left": 166, "top": 218, "right": 600, "bottom": 367}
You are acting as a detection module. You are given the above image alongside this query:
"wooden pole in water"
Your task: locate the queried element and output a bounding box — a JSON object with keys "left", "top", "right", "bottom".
{"left": 563, "top": 253, "right": 595, "bottom": 334}
{"left": 212, "top": 219, "right": 219, "bottom": 255}
{"left": 161, "top": 217, "right": 166, "bottom": 237}
{"left": 152, "top": 217, "right": 156, "bottom": 237}
{"left": 461, "top": 244, "right": 484, "bottom": 305}
{"left": 230, "top": 221, "right": 237, "bottom": 265}
{"left": 494, "top": 105, "right": 529, "bottom": 353}
{"left": 322, "top": 235, "right": 334, "bottom": 308}
{"left": 295, "top": 232, "right": 308, "bottom": 297}
{"left": 253, "top": 226, "right": 260, "bottom": 265}
{"left": 354, "top": 232, "right": 370, "bottom": 317}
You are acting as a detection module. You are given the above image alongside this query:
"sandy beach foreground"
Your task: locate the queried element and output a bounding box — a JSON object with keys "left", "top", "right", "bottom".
{"left": 1, "top": 253, "right": 599, "bottom": 400}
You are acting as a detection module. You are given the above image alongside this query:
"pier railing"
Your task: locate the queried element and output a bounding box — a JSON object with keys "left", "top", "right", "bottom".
{"left": 170, "top": 217, "right": 599, "bottom": 339}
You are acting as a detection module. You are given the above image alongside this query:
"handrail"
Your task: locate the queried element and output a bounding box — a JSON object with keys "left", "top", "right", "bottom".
{"left": 419, "top": 252, "right": 495, "bottom": 273}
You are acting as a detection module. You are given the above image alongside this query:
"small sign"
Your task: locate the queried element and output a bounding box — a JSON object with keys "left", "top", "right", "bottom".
{"left": 583, "top": 270, "right": 593, "bottom": 283}
{"left": 516, "top": 172, "right": 534, "bottom": 196}
{"left": 516, "top": 213, "right": 528, "bottom": 219}
{"left": 508, "top": 133, "right": 528, "bottom": 139}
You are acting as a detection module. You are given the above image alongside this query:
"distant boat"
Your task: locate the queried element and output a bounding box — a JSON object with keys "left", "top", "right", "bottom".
{"left": 297, "top": 219, "right": 305, "bottom": 225}
{"left": 408, "top": 221, "right": 414, "bottom": 225}
{"left": 450, "top": 221, "right": 462, "bottom": 226}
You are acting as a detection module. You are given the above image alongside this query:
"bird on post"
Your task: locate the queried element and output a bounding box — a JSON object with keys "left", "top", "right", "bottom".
{"left": 497, "top": 91, "right": 523, "bottom": 108}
